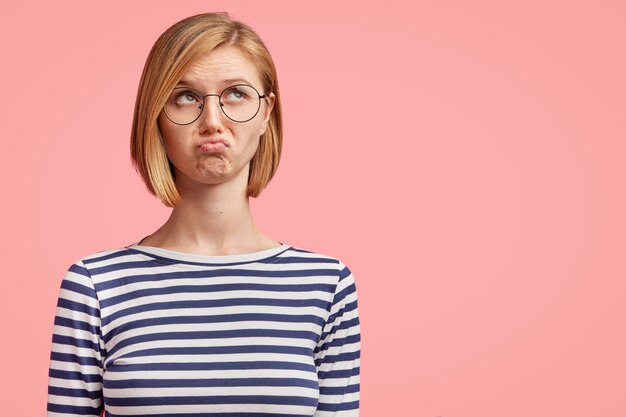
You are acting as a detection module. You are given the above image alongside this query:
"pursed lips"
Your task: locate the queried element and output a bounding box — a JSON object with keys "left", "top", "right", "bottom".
{"left": 197, "top": 138, "right": 229, "bottom": 153}
{"left": 197, "top": 138, "right": 229, "bottom": 148}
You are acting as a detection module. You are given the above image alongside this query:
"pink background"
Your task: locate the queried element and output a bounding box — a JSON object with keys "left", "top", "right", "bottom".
{"left": 1, "top": 1, "right": 625, "bottom": 416}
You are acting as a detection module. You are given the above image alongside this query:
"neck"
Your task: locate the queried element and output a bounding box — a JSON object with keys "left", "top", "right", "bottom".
{"left": 144, "top": 168, "right": 275, "bottom": 256}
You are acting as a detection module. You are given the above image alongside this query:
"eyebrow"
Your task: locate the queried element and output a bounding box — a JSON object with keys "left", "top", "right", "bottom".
{"left": 176, "top": 77, "right": 253, "bottom": 87}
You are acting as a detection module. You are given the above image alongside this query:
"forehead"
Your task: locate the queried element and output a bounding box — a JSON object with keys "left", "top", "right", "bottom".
{"left": 180, "top": 46, "right": 262, "bottom": 89}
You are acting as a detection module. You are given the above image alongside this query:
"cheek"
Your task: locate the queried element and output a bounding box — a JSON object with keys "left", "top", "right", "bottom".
{"left": 157, "top": 115, "right": 182, "bottom": 156}
{"left": 249, "top": 121, "right": 264, "bottom": 138}
{"left": 157, "top": 114, "right": 173, "bottom": 143}
{"left": 242, "top": 127, "right": 263, "bottom": 155}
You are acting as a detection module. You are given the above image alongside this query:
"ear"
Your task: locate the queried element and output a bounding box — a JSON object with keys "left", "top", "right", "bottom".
{"left": 260, "top": 91, "right": 276, "bottom": 135}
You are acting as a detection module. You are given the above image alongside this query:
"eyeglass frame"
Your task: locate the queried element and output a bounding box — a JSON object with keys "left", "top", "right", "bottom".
{"left": 163, "top": 84, "right": 270, "bottom": 125}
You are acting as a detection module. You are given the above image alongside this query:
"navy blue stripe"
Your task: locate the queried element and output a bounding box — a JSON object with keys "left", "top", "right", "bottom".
{"left": 315, "top": 333, "right": 361, "bottom": 357}
{"left": 95, "top": 267, "right": 341, "bottom": 292}
{"left": 55, "top": 316, "right": 100, "bottom": 335}
{"left": 100, "top": 282, "right": 335, "bottom": 308}
{"left": 103, "top": 377, "right": 319, "bottom": 389}
{"left": 104, "top": 345, "right": 313, "bottom": 368}
{"left": 318, "top": 366, "right": 360, "bottom": 380}
{"left": 316, "top": 399, "right": 359, "bottom": 411}
{"left": 270, "top": 256, "right": 339, "bottom": 265}
{"left": 49, "top": 369, "right": 102, "bottom": 383}
{"left": 330, "top": 282, "right": 357, "bottom": 308}
{"left": 56, "top": 298, "right": 100, "bottom": 318}
{"left": 47, "top": 403, "right": 102, "bottom": 415}
{"left": 61, "top": 279, "right": 98, "bottom": 298}
{"left": 48, "top": 386, "right": 102, "bottom": 399}
{"left": 121, "top": 344, "right": 312, "bottom": 357}
{"left": 316, "top": 349, "right": 360, "bottom": 366}
{"left": 68, "top": 262, "right": 91, "bottom": 277}
{"left": 51, "top": 352, "right": 101, "bottom": 367}
{"left": 339, "top": 265, "right": 352, "bottom": 280}
{"left": 105, "top": 412, "right": 310, "bottom": 417}
{"left": 320, "top": 383, "right": 359, "bottom": 395}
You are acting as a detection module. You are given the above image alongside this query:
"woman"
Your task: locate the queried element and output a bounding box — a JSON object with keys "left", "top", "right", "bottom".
{"left": 47, "top": 12, "right": 360, "bottom": 417}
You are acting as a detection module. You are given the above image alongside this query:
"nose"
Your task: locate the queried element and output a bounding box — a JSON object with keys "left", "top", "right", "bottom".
{"left": 198, "top": 94, "right": 225, "bottom": 130}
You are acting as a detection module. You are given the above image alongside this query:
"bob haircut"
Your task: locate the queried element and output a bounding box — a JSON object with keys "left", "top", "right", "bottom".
{"left": 130, "top": 12, "right": 282, "bottom": 207}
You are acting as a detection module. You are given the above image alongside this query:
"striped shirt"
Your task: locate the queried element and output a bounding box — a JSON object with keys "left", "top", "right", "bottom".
{"left": 47, "top": 242, "right": 361, "bottom": 417}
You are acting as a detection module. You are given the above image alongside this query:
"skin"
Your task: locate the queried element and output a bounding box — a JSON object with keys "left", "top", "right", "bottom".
{"left": 138, "top": 45, "right": 279, "bottom": 256}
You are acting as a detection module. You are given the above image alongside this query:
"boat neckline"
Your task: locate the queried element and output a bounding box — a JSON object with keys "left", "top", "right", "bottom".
{"left": 125, "top": 241, "right": 291, "bottom": 265}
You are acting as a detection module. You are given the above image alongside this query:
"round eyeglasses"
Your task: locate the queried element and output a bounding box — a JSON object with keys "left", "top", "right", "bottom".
{"left": 163, "top": 84, "right": 268, "bottom": 124}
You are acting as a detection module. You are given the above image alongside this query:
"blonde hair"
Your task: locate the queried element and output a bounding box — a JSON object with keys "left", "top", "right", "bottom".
{"left": 130, "top": 12, "right": 282, "bottom": 207}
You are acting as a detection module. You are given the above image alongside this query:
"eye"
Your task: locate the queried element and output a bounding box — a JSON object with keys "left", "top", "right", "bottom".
{"left": 222, "top": 86, "right": 250, "bottom": 103}
{"left": 174, "top": 90, "right": 201, "bottom": 106}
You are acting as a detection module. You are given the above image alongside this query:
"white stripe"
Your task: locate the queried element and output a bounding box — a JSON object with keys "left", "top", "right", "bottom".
{"left": 115, "top": 351, "right": 311, "bottom": 364}
{"left": 104, "top": 385, "right": 318, "bottom": 398}
{"left": 103, "top": 368, "right": 318, "bottom": 381}
{"left": 104, "top": 304, "right": 328, "bottom": 333}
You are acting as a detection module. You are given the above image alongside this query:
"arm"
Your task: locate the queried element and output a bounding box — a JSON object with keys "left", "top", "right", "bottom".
{"left": 47, "top": 260, "right": 104, "bottom": 417}
{"left": 314, "top": 261, "right": 361, "bottom": 416}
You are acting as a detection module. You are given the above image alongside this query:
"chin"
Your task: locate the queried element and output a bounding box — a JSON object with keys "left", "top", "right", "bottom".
{"left": 196, "top": 158, "right": 232, "bottom": 178}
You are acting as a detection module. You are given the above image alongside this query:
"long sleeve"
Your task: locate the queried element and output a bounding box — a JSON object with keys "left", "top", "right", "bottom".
{"left": 314, "top": 261, "right": 361, "bottom": 416}
{"left": 47, "top": 260, "right": 105, "bottom": 417}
